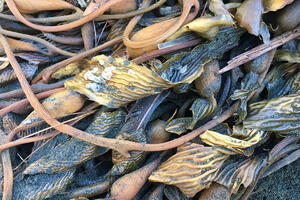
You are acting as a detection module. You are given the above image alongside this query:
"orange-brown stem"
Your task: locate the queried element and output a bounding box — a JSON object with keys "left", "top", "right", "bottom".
{"left": 0, "top": 79, "right": 65, "bottom": 99}
{"left": 5, "top": 0, "right": 123, "bottom": 32}
{"left": 0, "top": 26, "right": 76, "bottom": 56}
{"left": 1, "top": 148, "right": 13, "bottom": 200}
{"left": 43, "top": 33, "right": 83, "bottom": 45}
{"left": 0, "top": 108, "right": 97, "bottom": 152}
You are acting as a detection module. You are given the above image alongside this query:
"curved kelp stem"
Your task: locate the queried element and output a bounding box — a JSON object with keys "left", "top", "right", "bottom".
{"left": 5, "top": 0, "right": 123, "bottom": 32}
{"left": 0, "top": 0, "right": 167, "bottom": 23}
{"left": 0, "top": 27, "right": 76, "bottom": 56}
{"left": 123, "top": 0, "right": 199, "bottom": 49}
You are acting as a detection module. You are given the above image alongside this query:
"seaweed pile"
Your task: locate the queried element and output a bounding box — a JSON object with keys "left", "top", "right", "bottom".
{"left": 0, "top": 0, "right": 299, "bottom": 199}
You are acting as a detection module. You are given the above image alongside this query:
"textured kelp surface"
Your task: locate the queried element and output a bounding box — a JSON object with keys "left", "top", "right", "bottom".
{"left": 0, "top": 0, "right": 299, "bottom": 199}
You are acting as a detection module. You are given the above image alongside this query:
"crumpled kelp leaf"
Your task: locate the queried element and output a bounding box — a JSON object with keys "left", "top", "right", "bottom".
{"left": 158, "top": 27, "right": 243, "bottom": 84}
{"left": 149, "top": 143, "right": 229, "bottom": 197}
{"left": 23, "top": 109, "right": 126, "bottom": 175}
{"left": 263, "top": 0, "right": 294, "bottom": 12}
{"left": 13, "top": 169, "right": 75, "bottom": 200}
{"left": 265, "top": 63, "right": 300, "bottom": 99}
{"left": 165, "top": 117, "right": 193, "bottom": 135}
{"left": 215, "top": 153, "right": 268, "bottom": 194}
{"left": 111, "top": 119, "right": 148, "bottom": 175}
{"left": 231, "top": 50, "right": 276, "bottom": 122}
{"left": 16, "top": 89, "right": 85, "bottom": 137}
{"left": 168, "top": 0, "right": 235, "bottom": 40}
{"left": 190, "top": 98, "right": 216, "bottom": 126}
{"left": 0, "top": 63, "right": 37, "bottom": 85}
{"left": 65, "top": 55, "right": 203, "bottom": 108}
{"left": 166, "top": 59, "right": 221, "bottom": 134}
{"left": 275, "top": 49, "right": 300, "bottom": 63}
{"left": 200, "top": 128, "right": 268, "bottom": 156}
{"left": 244, "top": 93, "right": 300, "bottom": 135}
{"left": 166, "top": 98, "right": 217, "bottom": 135}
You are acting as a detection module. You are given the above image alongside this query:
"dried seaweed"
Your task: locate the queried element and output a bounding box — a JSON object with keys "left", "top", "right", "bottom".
{"left": 244, "top": 93, "right": 300, "bottom": 135}
{"left": 149, "top": 143, "right": 229, "bottom": 197}
{"left": 23, "top": 109, "right": 126, "bottom": 175}
{"left": 215, "top": 153, "right": 268, "bottom": 194}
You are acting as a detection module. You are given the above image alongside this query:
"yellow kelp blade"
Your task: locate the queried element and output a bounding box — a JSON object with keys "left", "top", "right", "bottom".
{"left": 149, "top": 143, "right": 229, "bottom": 197}
{"left": 65, "top": 55, "right": 203, "bottom": 108}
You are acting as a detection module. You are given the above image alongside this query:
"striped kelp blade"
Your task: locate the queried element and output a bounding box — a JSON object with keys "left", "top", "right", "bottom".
{"left": 149, "top": 143, "right": 229, "bottom": 197}
{"left": 111, "top": 120, "right": 147, "bottom": 175}
{"left": 13, "top": 169, "right": 75, "bottom": 200}
{"left": 65, "top": 54, "right": 203, "bottom": 108}
{"left": 23, "top": 109, "right": 126, "bottom": 175}
{"left": 215, "top": 153, "right": 268, "bottom": 194}
{"left": 265, "top": 64, "right": 300, "bottom": 99}
{"left": 244, "top": 93, "right": 300, "bottom": 135}
{"left": 200, "top": 128, "right": 268, "bottom": 156}
{"left": 0, "top": 62, "right": 37, "bottom": 85}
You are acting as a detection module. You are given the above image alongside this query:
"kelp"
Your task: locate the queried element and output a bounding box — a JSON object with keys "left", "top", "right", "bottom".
{"left": 0, "top": 62, "right": 37, "bottom": 85}
{"left": 264, "top": 63, "right": 300, "bottom": 99}
{"left": 168, "top": 0, "right": 235, "bottom": 41}
{"left": 149, "top": 143, "right": 229, "bottom": 197}
{"left": 231, "top": 50, "right": 276, "bottom": 122}
{"left": 15, "top": 89, "right": 85, "bottom": 137}
{"left": 13, "top": 169, "right": 75, "bottom": 200}
{"left": 65, "top": 27, "right": 243, "bottom": 109}
{"left": 51, "top": 59, "right": 89, "bottom": 80}
{"left": 0, "top": 0, "right": 300, "bottom": 199}
{"left": 215, "top": 153, "right": 268, "bottom": 194}
{"left": 200, "top": 128, "right": 268, "bottom": 156}
{"left": 64, "top": 55, "right": 202, "bottom": 108}
{"left": 274, "top": 49, "right": 300, "bottom": 63}
{"left": 111, "top": 121, "right": 148, "bottom": 175}
{"left": 23, "top": 109, "right": 126, "bottom": 175}
{"left": 235, "top": 0, "right": 294, "bottom": 44}
{"left": 244, "top": 93, "right": 300, "bottom": 135}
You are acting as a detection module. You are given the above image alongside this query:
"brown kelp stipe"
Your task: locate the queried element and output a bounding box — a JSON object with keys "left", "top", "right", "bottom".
{"left": 4, "top": 0, "right": 123, "bottom": 32}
